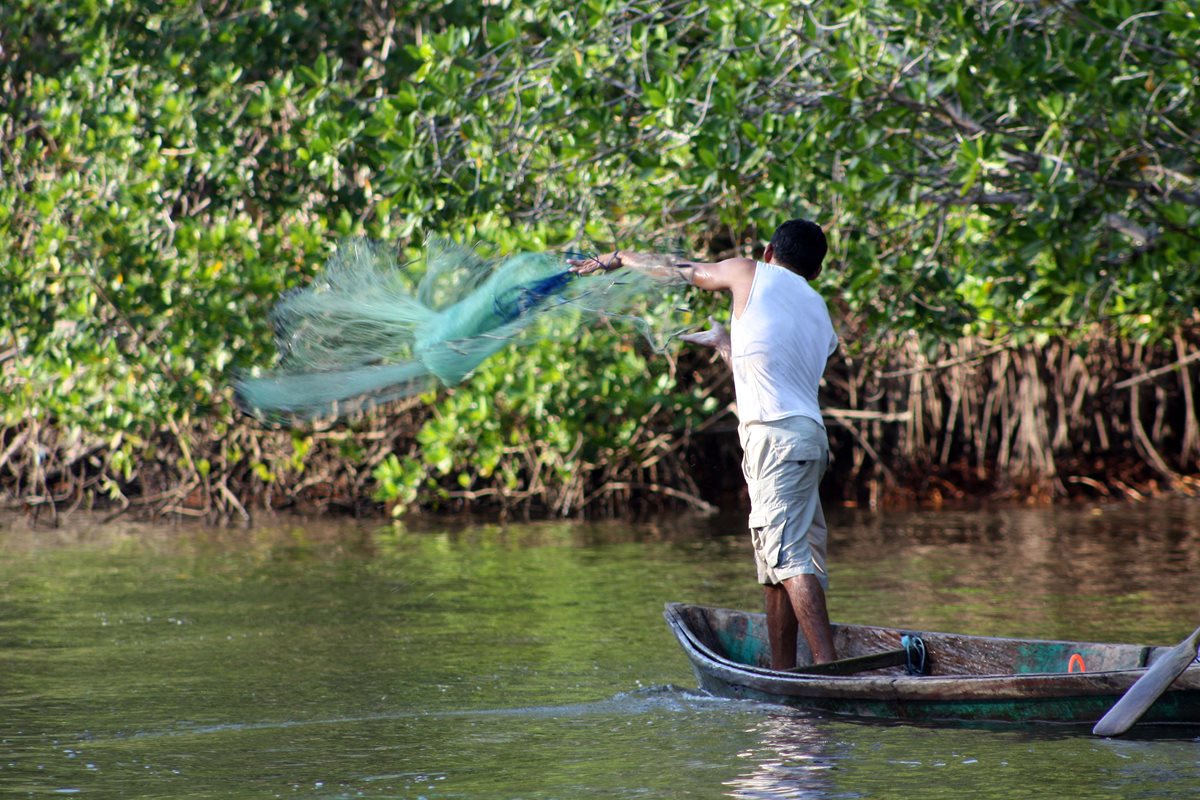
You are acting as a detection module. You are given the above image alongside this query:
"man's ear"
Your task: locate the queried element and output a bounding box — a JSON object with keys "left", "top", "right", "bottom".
{"left": 763, "top": 243, "right": 775, "bottom": 264}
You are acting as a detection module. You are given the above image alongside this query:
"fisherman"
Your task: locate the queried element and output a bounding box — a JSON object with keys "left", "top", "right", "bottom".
{"left": 569, "top": 220, "right": 838, "bottom": 668}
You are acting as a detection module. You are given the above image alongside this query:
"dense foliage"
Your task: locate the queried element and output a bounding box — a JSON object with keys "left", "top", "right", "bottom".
{"left": 2, "top": 0, "right": 1197, "bottom": 516}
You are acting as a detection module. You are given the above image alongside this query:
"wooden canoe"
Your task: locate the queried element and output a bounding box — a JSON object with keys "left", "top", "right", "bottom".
{"left": 664, "top": 603, "right": 1200, "bottom": 727}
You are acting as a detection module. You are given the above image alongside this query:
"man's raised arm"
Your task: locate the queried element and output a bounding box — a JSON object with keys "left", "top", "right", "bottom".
{"left": 567, "top": 251, "right": 754, "bottom": 294}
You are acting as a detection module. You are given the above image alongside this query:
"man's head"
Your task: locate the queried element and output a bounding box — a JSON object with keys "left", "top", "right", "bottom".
{"left": 764, "top": 219, "right": 827, "bottom": 280}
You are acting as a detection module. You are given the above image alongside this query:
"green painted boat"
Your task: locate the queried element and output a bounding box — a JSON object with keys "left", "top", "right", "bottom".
{"left": 664, "top": 603, "right": 1200, "bottom": 727}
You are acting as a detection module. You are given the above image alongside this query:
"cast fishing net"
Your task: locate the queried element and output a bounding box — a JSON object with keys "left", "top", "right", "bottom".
{"left": 235, "top": 238, "right": 692, "bottom": 422}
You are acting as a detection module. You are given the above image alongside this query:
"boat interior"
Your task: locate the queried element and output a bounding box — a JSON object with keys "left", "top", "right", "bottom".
{"left": 668, "top": 603, "right": 1158, "bottom": 677}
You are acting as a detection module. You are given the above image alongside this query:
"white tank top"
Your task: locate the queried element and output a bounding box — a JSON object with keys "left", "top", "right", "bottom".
{"left": 730, "top": 261, "right": 838, "bottom": 427}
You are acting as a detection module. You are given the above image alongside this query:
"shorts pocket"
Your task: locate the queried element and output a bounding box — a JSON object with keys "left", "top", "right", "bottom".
{"left": 748, "top": 502, "right": 787, "bottom": 570}
{"left": 768, "top": 439, "right": 823, "bottom": 463}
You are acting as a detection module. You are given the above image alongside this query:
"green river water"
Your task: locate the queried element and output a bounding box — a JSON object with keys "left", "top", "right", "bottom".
{"left": 2, "top": 500, "right": 1198, "bottom": 799}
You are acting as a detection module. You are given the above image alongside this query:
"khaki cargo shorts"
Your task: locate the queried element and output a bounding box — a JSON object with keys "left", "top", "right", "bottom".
{"left": 740, "top": 415, "right": 830, "bottom": 589}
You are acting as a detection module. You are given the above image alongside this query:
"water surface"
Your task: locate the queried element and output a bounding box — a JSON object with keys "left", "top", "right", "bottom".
{"left": 2, "top": 500, "right": 1198, "bottom": 798}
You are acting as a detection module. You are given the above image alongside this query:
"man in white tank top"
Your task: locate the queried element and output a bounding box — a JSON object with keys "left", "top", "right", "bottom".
{"left": 569, "top": 220, "right": 839, "bottom": 668}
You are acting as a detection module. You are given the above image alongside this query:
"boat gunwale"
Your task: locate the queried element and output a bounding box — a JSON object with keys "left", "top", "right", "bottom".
{"left": 664, "top": 602, "right": 1200, "bottom": 702}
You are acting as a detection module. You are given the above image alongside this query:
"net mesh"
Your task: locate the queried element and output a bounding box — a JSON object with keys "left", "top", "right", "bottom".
{"left": 235, "top": 238, "right": 691, "bottom": 421}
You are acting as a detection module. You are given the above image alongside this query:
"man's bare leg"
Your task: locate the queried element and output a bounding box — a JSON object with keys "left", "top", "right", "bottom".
{"left": 764, "top": 583, "right": 799, "bottom": 669}
{"left": 783, "top": 574, "right": 837, "bottom": 664}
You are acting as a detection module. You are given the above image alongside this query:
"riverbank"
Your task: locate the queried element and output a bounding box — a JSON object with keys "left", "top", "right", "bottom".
{"left": 5, "top": 326, "right": 1198, "bottom": 526}
{"left": 6, "top": 2, "right": 1198, "bottom": 525}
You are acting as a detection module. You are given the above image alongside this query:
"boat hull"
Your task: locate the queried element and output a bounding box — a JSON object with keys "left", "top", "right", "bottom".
{"left": 665, "top": 603, "right": 1200, "bottom": 726}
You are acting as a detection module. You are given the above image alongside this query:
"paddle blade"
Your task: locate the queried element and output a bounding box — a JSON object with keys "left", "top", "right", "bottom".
{"left": 1092, "top": 624, "right": 1200, "bottom": 737}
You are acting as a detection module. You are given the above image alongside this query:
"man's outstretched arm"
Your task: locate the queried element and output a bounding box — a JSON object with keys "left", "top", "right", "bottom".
{"left": 568, "top": 251, "right": 755, "bottom": 294}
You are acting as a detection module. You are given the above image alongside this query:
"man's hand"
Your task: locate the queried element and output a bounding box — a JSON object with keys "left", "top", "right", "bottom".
{"left": 567, "top": 251, "right": 622, "bottom": 275}
{"left": 680, "top": 316, "right": 731, "bottom": 364}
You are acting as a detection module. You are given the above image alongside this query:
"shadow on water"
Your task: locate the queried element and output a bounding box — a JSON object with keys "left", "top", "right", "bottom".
{"left": 720, "top": 710, "right": 1200, "bottom": 800}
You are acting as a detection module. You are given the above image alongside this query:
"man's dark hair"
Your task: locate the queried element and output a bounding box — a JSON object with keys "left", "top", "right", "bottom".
{"left": 769, "top": 219, "right": 827, "bottom": 280}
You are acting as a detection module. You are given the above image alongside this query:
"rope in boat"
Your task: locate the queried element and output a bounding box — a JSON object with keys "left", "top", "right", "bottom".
{"left": 901, "top": 634, "right": 928, "bottom": 676}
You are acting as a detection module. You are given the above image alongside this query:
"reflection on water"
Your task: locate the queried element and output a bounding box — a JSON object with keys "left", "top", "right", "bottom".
{"left": 1, "top": 499, "right": 1199, "bottom": 799}
{"left": 832, "top": 500, "right": 1200, "bottom": 642}
{"left": 726, "top": 713, "right": 836, "bottom": 799}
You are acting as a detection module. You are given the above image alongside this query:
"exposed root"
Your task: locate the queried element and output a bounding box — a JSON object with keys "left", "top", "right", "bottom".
{"left": 3, "top": 324, "right": 1199, "bottom": 522}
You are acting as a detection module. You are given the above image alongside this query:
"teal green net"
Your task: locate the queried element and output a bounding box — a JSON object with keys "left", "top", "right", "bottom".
{"left": 235, "top": 238, "right": 689, "bottom": 422}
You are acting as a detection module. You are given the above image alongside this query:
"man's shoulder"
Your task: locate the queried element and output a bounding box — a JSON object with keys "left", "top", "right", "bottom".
{"left": 721, "top": 256, "right": 757, "bottom": 272}
{"left": 712, "top": 257, "right": 757, "bottom": 295}
{"left": 756, "top": 260, "right": 817, "bottom": 291}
